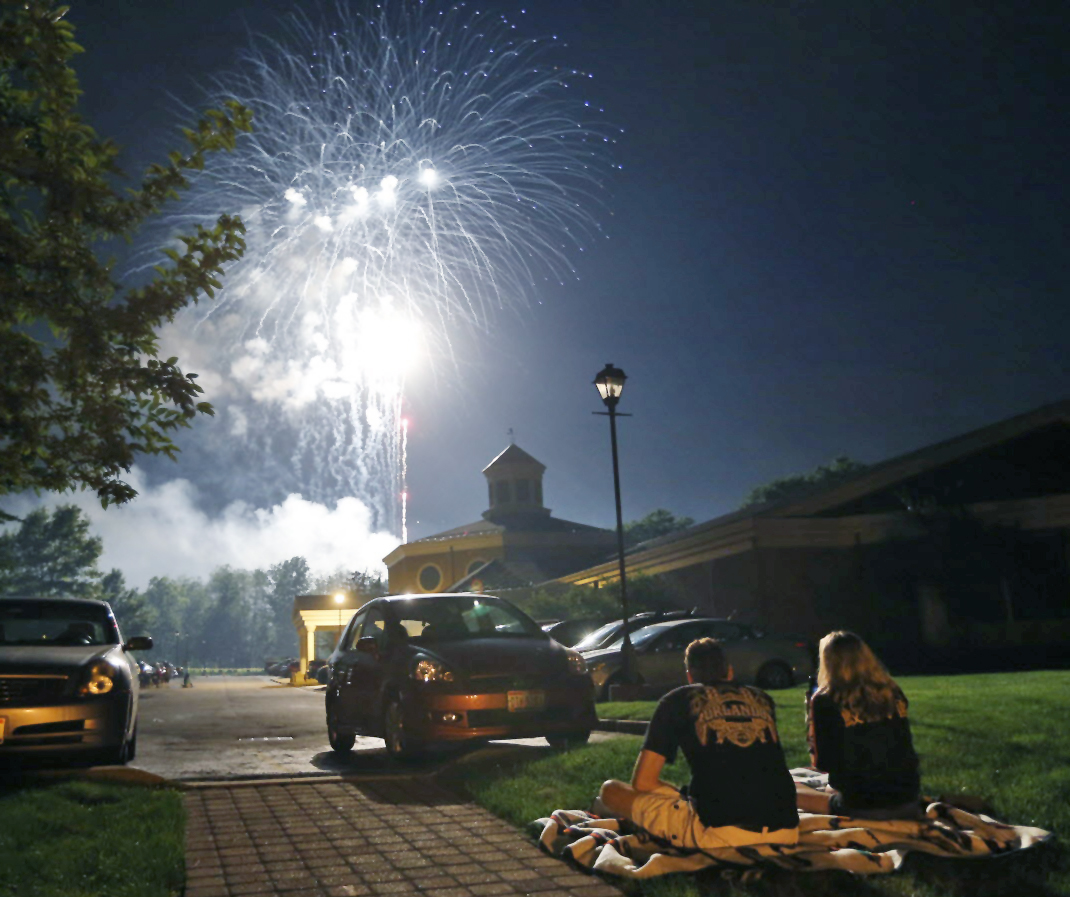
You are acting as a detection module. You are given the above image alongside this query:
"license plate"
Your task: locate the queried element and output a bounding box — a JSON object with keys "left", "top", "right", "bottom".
{"left": 507, "top": 690, "right": 546, "bottom": 712}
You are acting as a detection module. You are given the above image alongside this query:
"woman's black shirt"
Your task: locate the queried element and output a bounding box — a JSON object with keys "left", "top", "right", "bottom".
{"left": 808, "top": 687, "right": 920, "bottom": 810}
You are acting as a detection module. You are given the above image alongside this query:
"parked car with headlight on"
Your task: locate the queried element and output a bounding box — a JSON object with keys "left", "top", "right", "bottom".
{"left": 0, "top": 597, "right": 152, "bottom": 765}
{"left": 540, "top": 617, "right": 613, "bottom": 648}
{"left": 324, "top": 593, "right": 596, "bottom": 759}
{"left": 571, "top": 609, "right": 698, "bottom": 654}
{"left": 583, "top": 617, "right": 814, "bottom": 700}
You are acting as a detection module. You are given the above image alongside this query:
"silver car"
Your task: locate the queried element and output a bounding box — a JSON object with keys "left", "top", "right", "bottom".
{"left": 583, "top": 617, "right": 814, "bottom": 700}
{"left": 0, "top": 597, "right": 152, "bottom": 764}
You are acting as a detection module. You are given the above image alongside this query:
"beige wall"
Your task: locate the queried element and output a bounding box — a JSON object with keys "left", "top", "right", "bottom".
{"left": 388, "top": 545, "right": 505, "bottom": 594}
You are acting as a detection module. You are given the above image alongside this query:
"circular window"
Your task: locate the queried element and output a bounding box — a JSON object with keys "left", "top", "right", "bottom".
{"left": 467, "top": 559, "right": 486, "bottom": 576}
{"left": 418, "top": 564, "right": 442, "bottom": 592}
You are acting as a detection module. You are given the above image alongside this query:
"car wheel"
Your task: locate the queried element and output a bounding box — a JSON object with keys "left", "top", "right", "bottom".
{"left": 383, "top": 696, "right": 424, "bottom": 761}
{"left": 327, "top": 711, "right": 355, "bottom": 753}
{"left": 125, "top": 725, "right": 137, "bottom": 763}
{"left": 316, "top": 666, "right": 329, "bottom": 685}
{"left": 599, "top": 673, "right": 622, "bottom": 702}
{"left": 757, "top": 661, "right": 794, "bottom": 690}
{"left": 96, "top": 739, "right": 129, "bottom": 766}
{"left": 546, "top": 730, "right": 591, "bottom": 750}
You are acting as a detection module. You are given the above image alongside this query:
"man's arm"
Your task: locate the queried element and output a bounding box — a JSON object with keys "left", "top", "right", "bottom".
{"left": 631, "top": 749, "right": 674, "bottom": 793}
{"left": 599, "top": 749, "right": 675, "bottom": 820}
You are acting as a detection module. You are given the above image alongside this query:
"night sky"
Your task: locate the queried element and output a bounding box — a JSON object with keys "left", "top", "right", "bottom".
{"left": 49, "top": 0, "right": 1070, "bottom": 583}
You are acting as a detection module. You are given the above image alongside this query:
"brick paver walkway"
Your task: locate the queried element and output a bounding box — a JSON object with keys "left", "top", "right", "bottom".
{"left": 184, "top": 777, "right": 624, "bottom": 897}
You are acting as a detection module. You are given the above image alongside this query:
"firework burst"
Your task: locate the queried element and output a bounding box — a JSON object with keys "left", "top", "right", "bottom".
{"left": 166, "top": 1, "right": 616, "bottom": 533}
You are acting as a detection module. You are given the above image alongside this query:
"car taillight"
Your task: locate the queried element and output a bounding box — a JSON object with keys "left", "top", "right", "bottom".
{"left": 566, "top": 651, "right": 587, "bottom": 675}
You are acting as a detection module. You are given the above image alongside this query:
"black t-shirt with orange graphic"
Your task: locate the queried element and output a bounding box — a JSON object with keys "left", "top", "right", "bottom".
{"left": 807, "top": 687, "right": 921, "bottom": 810}
{"left": 642, "top": 682, "right": 799, "bottom": 832}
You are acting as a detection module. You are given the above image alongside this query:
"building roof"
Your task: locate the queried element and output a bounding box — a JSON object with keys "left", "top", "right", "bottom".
{"left": 447, "top": 558, "right": 550, "bottom": 591}
{"left": 291, "top": 593, "right": 360, "bottom": 613}
{"left": 559, "top": 398, "right": 1070, "bottom": 580}
{"left": 482, "top": 444, "right": 546, "bottom": 475}
{"left": 412, "top": 514, "right": 609, "bottom": 544}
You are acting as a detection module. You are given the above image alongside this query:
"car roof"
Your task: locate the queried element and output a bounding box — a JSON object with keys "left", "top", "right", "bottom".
{"left": 631, "top": 617, "right": 742, "bottom": 635}
{"left": 0, "top": 595, "right": 108, "bottom": 607}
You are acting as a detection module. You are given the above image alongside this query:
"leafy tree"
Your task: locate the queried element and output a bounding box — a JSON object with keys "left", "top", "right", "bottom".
{"left": 200, "top": 566, "right": 249, "bottom": 667}
{"left": 348, "top": 568, "right": 388, "bottom": 600}
{"left": 521, "top": 574, "right": 689, "bottom": 622}
{"left": 522, "top": 583, "right": 623, "bottom": 622}
{"left": 139, "top": 575, "right": 211, "bottom": 663}
{"left": 624, "top": 509, "right": 695, "bottom": 547}
{"left": 309, "top": 567, "right": 388, "bottom": 604}
{"left": 0, "top": 504, "right": 101, "bottom": 596}
{"left": 0, "top": 2, "right": 252, "bottom": 519}
{"left": 267, "top": 557, "right": 311, "bottom": 657}
{"left": 95, "top": 567, "right": 152, "bottom": 635}
{"left": 740, "top": 456, "right": 869, "bottom": 509}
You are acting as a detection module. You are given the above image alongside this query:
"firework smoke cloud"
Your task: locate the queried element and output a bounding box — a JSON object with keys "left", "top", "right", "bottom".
{"left": 161, "top": 1, "right": 617, "bottom": 534}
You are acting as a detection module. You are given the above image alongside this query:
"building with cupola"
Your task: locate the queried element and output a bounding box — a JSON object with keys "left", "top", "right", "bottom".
{"left": 383, "top": 444, "right": 616, "bottom": 594}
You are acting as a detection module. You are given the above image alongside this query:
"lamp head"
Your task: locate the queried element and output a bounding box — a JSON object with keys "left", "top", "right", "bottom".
{"left": 334, "top": 593, "right": 345, "bottom": 605}
{"left": 594, "top": 363, "right": 627, "bottom": 407}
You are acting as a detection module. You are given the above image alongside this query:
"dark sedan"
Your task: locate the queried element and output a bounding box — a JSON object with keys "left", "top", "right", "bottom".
{"left": 0, "top": 597, "right": 152, "bottom": 764}
{"left": 324, "top": 593, "right": 597, "bottom": 759}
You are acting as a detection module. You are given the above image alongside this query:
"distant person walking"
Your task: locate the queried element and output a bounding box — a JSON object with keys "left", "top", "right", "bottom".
{"left": 598, "top": 637, "right": 799, "bottom": 849}
{"left": 798, "top": 630, "right": 921, "bottom": 819}
{"left": 183, "top": 670, "right": 193, "bottom": 688}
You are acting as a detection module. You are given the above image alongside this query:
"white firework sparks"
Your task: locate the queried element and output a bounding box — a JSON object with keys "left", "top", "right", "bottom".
{"left": 165, "top": 1, "right": 616, "bottom": 533}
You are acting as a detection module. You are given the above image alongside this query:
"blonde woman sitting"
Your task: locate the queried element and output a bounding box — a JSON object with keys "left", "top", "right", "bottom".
{"left": 798, "top": 631, "right": 921, "bottom": 820}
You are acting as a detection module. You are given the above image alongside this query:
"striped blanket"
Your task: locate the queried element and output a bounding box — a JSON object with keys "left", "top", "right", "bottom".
{"left": 531, "top": 769, "right": 1053, "bottom": 879}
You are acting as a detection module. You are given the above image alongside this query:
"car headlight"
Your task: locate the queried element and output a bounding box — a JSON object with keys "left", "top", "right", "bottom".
{"left": 566, "top": 651, "right": 587, "bottom": 675}
{"left": 412, "top": 658, "right": 454, "bottom": 683}
{"left": 78, "top": 660, "right": 119, "bottom": 697}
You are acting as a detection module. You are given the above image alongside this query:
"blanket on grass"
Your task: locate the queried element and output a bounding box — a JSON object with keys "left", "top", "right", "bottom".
{"left": 531, "top": 769, "right": 1053, "bottom": 879}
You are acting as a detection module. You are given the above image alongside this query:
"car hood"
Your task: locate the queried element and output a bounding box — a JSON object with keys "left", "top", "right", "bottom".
{"left": 417, "top": 637, "right": 565, "bottom": 677}
{"left": 0, "top": 644, "right": 119, "bottom": 674}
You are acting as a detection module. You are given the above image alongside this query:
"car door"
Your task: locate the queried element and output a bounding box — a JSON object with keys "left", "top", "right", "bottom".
{"left": 636, "top": 622, "right": 709, "bottom": 689}
{"left": 694, "top": 621, "right": 751, "bottom": 680}
{"left": 331, "top": 608, "right": 368, "bottom": 728}
{"left": 347, "top": 605, "right": 389, "bottom": 732}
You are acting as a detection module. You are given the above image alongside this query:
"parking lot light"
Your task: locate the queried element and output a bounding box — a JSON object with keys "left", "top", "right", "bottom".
{"left": 593, "top": 362, "right": 637, "bottom": 686}
{"left": 334, "top": 592, "right": 345, "bottom": 646}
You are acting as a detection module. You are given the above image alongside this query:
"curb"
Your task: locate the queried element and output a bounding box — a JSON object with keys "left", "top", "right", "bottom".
{"left": 594, "top": 718, "right": 648, "bottom": 735}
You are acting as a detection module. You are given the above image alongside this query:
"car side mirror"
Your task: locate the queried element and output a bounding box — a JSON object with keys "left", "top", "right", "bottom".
{"left": 356, "top": 636, "right": 379, "bottom": 656}
{"left": 125, "top": 636, "right": 153, "bottom": 651}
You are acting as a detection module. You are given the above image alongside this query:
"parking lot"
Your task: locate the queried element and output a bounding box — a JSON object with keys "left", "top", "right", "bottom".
{"left": 133, "top": 674, "right": 617, "bottom": 781}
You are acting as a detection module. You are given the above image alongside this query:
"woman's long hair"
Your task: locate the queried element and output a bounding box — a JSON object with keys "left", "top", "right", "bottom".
{"left": 816, "top": 631, "right": 902, "bottom": 722}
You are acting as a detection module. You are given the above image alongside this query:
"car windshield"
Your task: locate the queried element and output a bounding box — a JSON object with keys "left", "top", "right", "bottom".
{"left": 0, "top": 601, "right": 119, "bottom": 646}
{"left": 573, "top": 620, "right": 623, "bottom": 651}
{"left": 389, "top": 595, "right": 544, "bottom": 642}
{"left": 604, "top": 624, "right": 668, "bottom": 652}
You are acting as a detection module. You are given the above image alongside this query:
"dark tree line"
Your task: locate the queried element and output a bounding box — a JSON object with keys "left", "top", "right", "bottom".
{"left": 0, "top": 505, "right": 388, "bottom": 666}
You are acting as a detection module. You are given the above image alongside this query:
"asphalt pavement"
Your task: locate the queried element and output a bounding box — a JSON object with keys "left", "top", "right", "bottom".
{"left": 133, "top": 674, "right": 624, "bottom": 781}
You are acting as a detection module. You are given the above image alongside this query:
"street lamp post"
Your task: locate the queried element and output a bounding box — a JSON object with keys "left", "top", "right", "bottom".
{"left": 334, "top": 592, "right": 345, "bottom": 647}
{"left": 593, "top": 362, "right": 636, "bottom": 685}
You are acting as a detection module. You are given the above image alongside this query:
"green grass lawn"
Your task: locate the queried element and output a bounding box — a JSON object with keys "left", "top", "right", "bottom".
{"left": 443, "top": 669, "right": 1069, "bottom": 897}
{"left": 0, "top": 778, "right": 185, "bottom": 897}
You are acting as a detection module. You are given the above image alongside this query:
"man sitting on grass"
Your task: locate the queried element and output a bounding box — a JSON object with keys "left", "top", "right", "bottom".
{"left": 598, "top": 637, "right": 800, "bottom": 849}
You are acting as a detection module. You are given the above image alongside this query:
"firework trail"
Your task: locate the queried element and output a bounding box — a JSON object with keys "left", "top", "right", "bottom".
{"left": 400, "top": 418, "right": 409, "bottom": 545}
{"left": 165, "top": 1, "right": 616, "bottom": 533}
